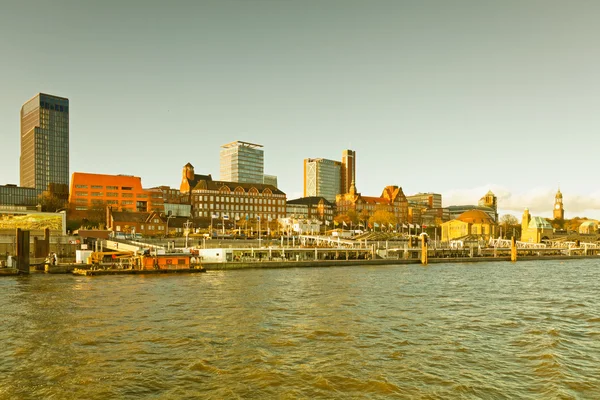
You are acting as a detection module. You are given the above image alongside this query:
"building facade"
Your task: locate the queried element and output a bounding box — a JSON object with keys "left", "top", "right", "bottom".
{"left": 0, "top": 185, "right": 42, "bottom": 208}
{"left": 263, "top": 174, "right": 278, "bottom": 188}
{"left": 286, "top": 196, "right": 335, "bottom": 223}
{"left": 303, "top": 158, "right": 342, "bottom": 203}
{"left": 181, "top": 163, "right": 286, "bottom": 222}
{"left": 336, "top": 182, "right": 408, "bottom": 226}
{"left": 441, "top": 209, "right": 497, "bottom": 242}
{"left": 219, "top": 141, "right": 264, "bottom": 184}
{"left": 69, "top": 172, "right": 164, "bottom": 212}
{"left": 20, "top": 93, "right": 69, "bottom": 196}
{"left": 341, "top": 149, "right": 355, "bottom": 194}
{"left": 521, "top": 208, "right": 554, "bottom": 243}
{"left": 406, "top": 193, "right": 442, "bottom": 209}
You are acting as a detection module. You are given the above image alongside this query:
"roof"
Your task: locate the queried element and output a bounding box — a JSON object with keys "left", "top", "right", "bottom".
{"left": 456, "top": 209, "right": 494, "bottom": 224}
{"left": 287, "top": 196, "right": 333, "bottom": 207}
{"left": 579, "top": 221, "right": 597, "bottom": 228}
{"left": 528, "top": 216, "right": 553, "bottom": 230}
{"left": 111, "top": 211, "right": 154, "bottom": 223}
{"left": 361, "top": 196, "right": 388, "bottom": 205}
{"left": 221, "top": 141, "right": 263, "bottom": 149}
{"left": 191, "top": 179, "right": 285, "bottom": 195}
{"left": 448, "top": 205, "right": 495, "bottom": 212}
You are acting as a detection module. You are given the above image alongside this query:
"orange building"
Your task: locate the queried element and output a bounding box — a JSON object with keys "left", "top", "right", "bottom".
{"left": 69, "top": 172, "right": 164, "bottom": 212}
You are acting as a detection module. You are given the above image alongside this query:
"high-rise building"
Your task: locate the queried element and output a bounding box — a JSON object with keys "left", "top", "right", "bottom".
{"left": 219, "top": 141, "right": 264, "bottom": 184}
{"left": 20, "top": 93, "right": 69, "bottom": 194}
{"left": 303, "top": 158, "right": 342, "bottom": 203}
{"left": 263, "top": 174, "right": 278, "bottom": 188}
{"left": 341, "top": 149, "right": 355, "bottom": 194}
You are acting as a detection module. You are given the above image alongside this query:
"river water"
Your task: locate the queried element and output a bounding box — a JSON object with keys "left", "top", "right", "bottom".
{"left": 1, "top": 259, "right": 600, "bottom": 399}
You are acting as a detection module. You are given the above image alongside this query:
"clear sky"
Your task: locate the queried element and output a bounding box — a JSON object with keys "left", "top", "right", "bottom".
{"left": 1, "top": 1, "right": 599, "bottom": 219}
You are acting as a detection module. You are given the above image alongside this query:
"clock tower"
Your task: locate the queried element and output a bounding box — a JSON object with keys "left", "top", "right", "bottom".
{"left": 553, "top": 188, "right": 564, "bottom": 220}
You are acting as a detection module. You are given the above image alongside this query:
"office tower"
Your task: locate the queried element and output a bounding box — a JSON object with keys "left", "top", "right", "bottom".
{"left": 220, "top": 141, "right": 264, "bottom": 183}
{"left": 263, "top": 174, "right": 278, "bottom": 188}
{"left": 341, "top": 149, "right": 355, "bottom": 194}
{"left": 303, "top": 158, "right": 342, "bottom": 203}
{"left": 20, "top": 93, "right": 69, "bottom": 192}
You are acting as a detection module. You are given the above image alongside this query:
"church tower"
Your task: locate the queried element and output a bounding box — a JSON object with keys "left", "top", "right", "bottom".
{"left": 553, "top": 188, "right": 564, "bottom": 220}
{"left": 479, "top": 190, "right": 498, "bottom": 222}
{"left": 522, "top": 208, "right": 531, "bottom": 235}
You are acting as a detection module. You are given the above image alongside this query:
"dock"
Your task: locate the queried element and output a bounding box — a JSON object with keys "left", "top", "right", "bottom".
{"left": 72, "top": 266, "right": 206, "bottom": 276}
{"left": 0, "top": 268, "right": 19, "bottom": 276}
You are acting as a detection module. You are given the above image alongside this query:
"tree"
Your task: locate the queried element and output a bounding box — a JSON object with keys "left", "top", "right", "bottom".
{"left": 358, "top": 209, "right": 370, "bottom": 228}
{"left": 499, "top": 214, "right": 520, "bottom": 239}
{"left": 334, "top": 213, "right": 351, "bottom": 226}
{"left": 499, "top": 214, "right": 518, "bottom": 227}
{"left": 87, "top": 202, "right": 108, "bottom": 228}
{"left": 369, "top": 210, "right": 396, "bottom": 231}
{"left": 38, "top": 192, "right": 65, "bottom": 212}
{"left": 346, "top": 210, "right": 359, "bottom": 225}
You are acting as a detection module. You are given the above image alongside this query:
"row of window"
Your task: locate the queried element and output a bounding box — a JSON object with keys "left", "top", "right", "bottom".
{"left": 196, "top": 211, "right": 280, "bottom": 220}
{"left": 41, "top": 102, "right": 68, "bottom": 112}
{"left": 199, "top": 204, "right": 283, "bottom": 212}
{"left": 74, "top": 185, "right": 134, "bottom": 190}
{"left": 73, "top": 191, "right": 147, "bottom": 198}
{"left": 193, "top": 195, "right": 284, "bottom": 205}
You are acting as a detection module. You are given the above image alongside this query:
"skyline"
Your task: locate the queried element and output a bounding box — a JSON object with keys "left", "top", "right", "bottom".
{"left": 1, "top": 1, "right": 599, "bottom": 219}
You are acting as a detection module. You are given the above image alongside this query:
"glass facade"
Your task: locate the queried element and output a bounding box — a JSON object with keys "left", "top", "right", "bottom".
{"left": 304, "top": 158, "right": 342, "bottom": 203}
{"left": 0, "top": 185, "right": 42, "bottom": 207}
{"left": 20, "top": 93, "right": 69, "bottom": 192}
{"left": 220, "top": 141, "right": 264, "bottom": 184}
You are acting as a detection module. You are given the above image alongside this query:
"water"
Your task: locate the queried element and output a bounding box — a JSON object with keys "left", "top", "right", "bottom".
{"left": 1, "top": 259, "right": 600, "bottom": 399}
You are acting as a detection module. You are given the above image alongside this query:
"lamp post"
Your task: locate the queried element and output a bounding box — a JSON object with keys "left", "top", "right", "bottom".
{"left": 165, "top": 214, "right": 174, "bottom": 239}
{"left": 258, "top": 216, "right": 261, "bottom": 247}
{"left": 210, "top": 214, "right": 216, "bottom": 238}
{"left": 222, "top": 214, "right": 229, "bottom": 235}
{"left": 184, "top": 220, "right": 192, "bottom": 249}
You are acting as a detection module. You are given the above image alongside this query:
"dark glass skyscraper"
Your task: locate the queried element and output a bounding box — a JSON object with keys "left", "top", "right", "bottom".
{"left": 20, "top": 93, "right": 69, "bottom": 194}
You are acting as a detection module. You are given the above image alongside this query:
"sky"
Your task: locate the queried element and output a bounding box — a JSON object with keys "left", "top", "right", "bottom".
{"left": 1, "top": 0, "right": 599, "bottom": 219}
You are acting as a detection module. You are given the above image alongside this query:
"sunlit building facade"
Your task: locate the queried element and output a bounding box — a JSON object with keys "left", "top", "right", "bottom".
{"left": 20, "top": 93, "right": 69, "bottom": 195}
{"left": 303, "top": 158, "right": 342, "bottom": 203}
{"left": 220, "top": 141, "right": 264, "bottom": 184}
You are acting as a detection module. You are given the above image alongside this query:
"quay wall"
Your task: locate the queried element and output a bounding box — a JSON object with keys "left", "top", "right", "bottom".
{"left": 202, "top": 254, "right": 598, "bottom": 271}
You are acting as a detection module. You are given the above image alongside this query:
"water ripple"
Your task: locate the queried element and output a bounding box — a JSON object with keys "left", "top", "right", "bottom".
{"left": 1, "top": 260, "right": 600, "bottom": 398}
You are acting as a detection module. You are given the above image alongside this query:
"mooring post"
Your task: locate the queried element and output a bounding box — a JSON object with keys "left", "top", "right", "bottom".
{"left": 15, "top": 228, "right": 30, "bottom": 274}
{"left": 421, "top": 234, "right": 428, "bottom": 265}
{"left": 511, "top": 237, "right": 517, "bottom": 262}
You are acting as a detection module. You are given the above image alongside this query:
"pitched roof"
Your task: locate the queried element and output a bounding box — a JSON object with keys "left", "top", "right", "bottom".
{"left": 287, "top": 196, "right": 333, "bottom": 206}
{"left": 192, "top": 179, "right": 285, "bottom": 195}
{"left": 528, "top": 216, "right": 553, "bottom": 230}
{"left": 111, "top": 211, "right": 154, "bottom": 223}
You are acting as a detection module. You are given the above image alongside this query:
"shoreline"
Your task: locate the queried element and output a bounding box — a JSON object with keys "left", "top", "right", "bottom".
{"left": 201, "top": 254, "right": 599, "bottom": 270}
{"left": 2, "top": 253, "right": 597, "bottom": 276}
